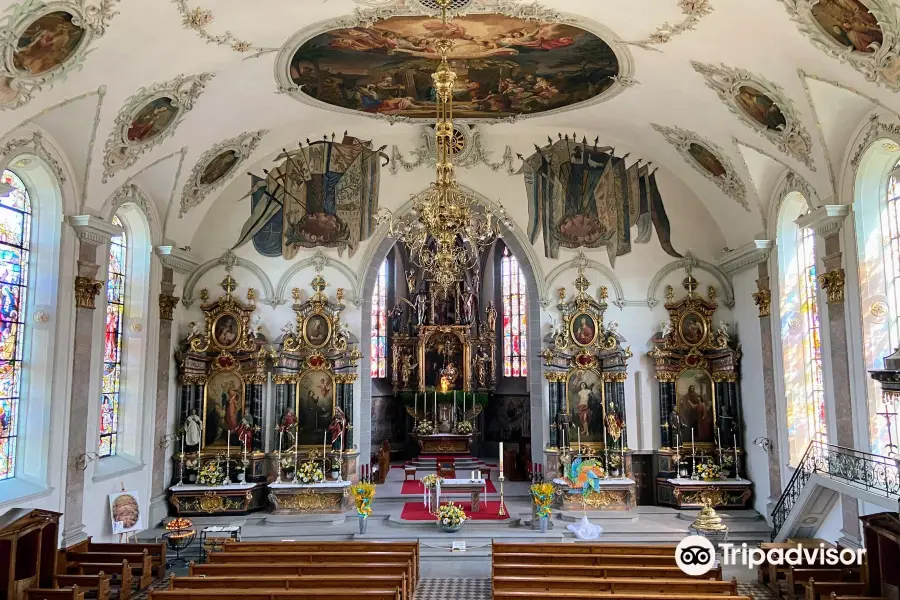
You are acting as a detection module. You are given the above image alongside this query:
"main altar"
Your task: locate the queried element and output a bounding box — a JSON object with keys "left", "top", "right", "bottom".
{"left": 649, "top": 265, "right": 752, "bottom": 509}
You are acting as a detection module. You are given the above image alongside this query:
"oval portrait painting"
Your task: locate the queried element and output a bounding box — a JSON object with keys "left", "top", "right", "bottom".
{"left": 288, "top": 14, "right": 620, "bottom": 120}
{"left": 213, "top": 313, "right": 240, "bottom": 348}
{"left": 811, "top": 0, "right": 883, "bottom": 53}
{"left": 687, "top": 143, "right": 727, "bottom": 178}
{"left": 735, "top": 85, "right": 786, "bottom": 132}
{"left": 13, "top": 11, "right": 86, "bottom": 76}
{"left": 127, "top": 97, "right": 178, "bottom": 144}
{"left": 200, "top": 150, "right": 240, "bottom": 187}
{"left": 304, "top": 314, "right": 331, "bottom": 347}
{"left": 571, "top": 313, "right": 598, "bottom": 347}
{"left": 679, "top": 311, "right": 707, "bottom": 346}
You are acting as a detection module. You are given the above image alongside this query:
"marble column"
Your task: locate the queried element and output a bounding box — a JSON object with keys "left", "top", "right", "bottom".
{"left": 63, "top": 216, "right": 123, "bottom": 545}
{"left": 796, "top": 205, "right": 860, "bottom": 548}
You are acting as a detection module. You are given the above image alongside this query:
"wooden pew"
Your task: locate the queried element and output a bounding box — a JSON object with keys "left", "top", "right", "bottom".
{"left": 54, "top": 572, "right": 110, "bottom": 600}
{"left": 75, "top": 559, "right": 135, "bottom": 600}
{"left": 150, "top": 590, "right": 400, "bottom": 600}
{"left": 828, "top": 595, "right": 889, "bottom": 599}
{"left": 65, "top": 550, "right": 152, "bottom": 589}
{"left": 492, "top": 594, "right": 751, "bottom": 600}
{"left": 783, "top": 569, "right": 861, "bottom": 599}
{"left": 804, "top": 579, "right": 867, "bottom": 600}
{"left": 758, "top": 542, "right": 834, "bottom": 586}
{"left": 493, "top": 542, "right": 677, "bottom": 556}
{"left": 24, "top": 588, "right": 86, "bottom": 600}
{"left": 189, "top": 562, "right": 410, "bottom": 580}
{"left": 492, "top": 563, "right": 723, "bottom": 580}
{"left": 492, "top": 576, "right": 739, "bottom": 596}
{"left": 82, "top": 539, "right": 166, "bottom": 578}
{"left": 169, "top": 574, "right": 409, "bottom": 600}
{"left": 492, "top": 552, "right": 678, "bottom": 567}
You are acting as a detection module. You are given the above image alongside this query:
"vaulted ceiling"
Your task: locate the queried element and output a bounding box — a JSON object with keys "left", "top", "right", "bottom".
{"left": 1, "top": 0, "right": 897, "bottom": 255}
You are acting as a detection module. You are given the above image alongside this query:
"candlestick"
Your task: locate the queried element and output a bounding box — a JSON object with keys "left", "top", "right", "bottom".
{"left": 178, "top": 433, "right": 185, "bottom": 486}
{"left": 462, "top": 392, "right": 465, "bottom": 421}
{"left": 434, "top": 392, "right": 437, "bottom": 430}
{"left": 734, "top": 433, "right": 740, "bottom": 480}
{"left": 276, "top": 429, "right": 283, "bottom": 484}
{"left": 499, "top": 442, "right": 504, "bottom": 475}
{"left": 323, "top": 430, "right": 328, "bottom": 474}
{"left": 691, "top": 427, "right": 696, "bottom": 479}
{"left": 415, "top": 393, "right": 418, "bottom": 421}
{"left": 620, "top": 431, "right": 625, "bottom": 478}
{"left": 226, "top": 433, "right": 230, "bottom": 480}
{"left": 292, "top": 429, "right": 298, "bottom": 484}
{"left": 498, "top": 473, "right": 506, "bottom": 516}
{"left": 577, "top": 428, "right": 582, "bottom": 454}
{"left": 454, "top": 391, "right": 457, "bottom": 426}
{"left": 243, "top": 436, "right": 248, "bottom": 474}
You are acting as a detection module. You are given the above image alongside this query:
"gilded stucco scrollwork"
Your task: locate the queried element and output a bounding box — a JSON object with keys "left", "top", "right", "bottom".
{"left": 651, "top": 124, "right": 749, "bottom": 211}
{"left": 0, "top": 0, "right": 121, "bottom": 111}
{"left": 102, "top": 73, "right": 213, "bottom": 182}
{"left": 692, "top": 62, "right": 815, "bottom": 169}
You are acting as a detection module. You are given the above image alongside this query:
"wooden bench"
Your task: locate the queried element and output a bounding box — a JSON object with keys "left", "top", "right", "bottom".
{"left": 493, "top": 576, "right": 739, "bottom": 596}
{"left": 189, "top": 562, "right": 411, "bottom": 579}
{"left": 493, "top": 542, "right": 677, "bottom": 556}
{"left": 74, "top": 560, "right": 134, "bottom": 600}
{"left": 24, "top": 588, "right": 86, "bottom": 600}
{"left": 54, "top": 572, "right": 111, "bottom": 600}
{"left": 81, "top": 539, "right": 167, "bottom": 578}
{"left": 149, "top": 590, "right": 400, "bottom": 600}
{"left": 492, "top": 552, "right": 678, "bottom": 566}
{"left": 783, "top": 569, "right": 861, "bottom": 599}
{"left": 492, "top": 593, "right": 750, "bottom": 600}
{"left": 169, "top": 574, "right": 408, "bottom": 600}
{"left": 804, "top": 579, "right": 867, "bottom": 600}
{"left": 65, "top": 550, "right": 152, "bottom": 589}
{"left": 492, "top": 563, "right": 723, "bottom": 580}
{"left": 759, "top": 541, "right": 837, "bottom": 587}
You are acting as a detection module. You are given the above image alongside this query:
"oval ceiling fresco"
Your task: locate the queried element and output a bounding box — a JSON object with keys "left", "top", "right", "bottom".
{"left": 811, "top": 0, "right": 883, "bottom": 53}
{"left": 687, "top": 143, "right": 726, "bottom": 178}
{"left": 288, "top": 14, "right": 620, "bottom": 119}
{"left": 13, "top": 11, "right": 86, "bottom": 76}
{"left": 200, "top": 150, "right": 240, "bottom": 187}
{"left": 127, "top": 97, "right": 178, "bottom": 144}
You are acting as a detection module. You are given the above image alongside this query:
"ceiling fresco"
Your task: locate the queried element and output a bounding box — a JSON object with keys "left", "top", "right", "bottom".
{"left": 286, "top": 14, "right": 620, "bottom": 120}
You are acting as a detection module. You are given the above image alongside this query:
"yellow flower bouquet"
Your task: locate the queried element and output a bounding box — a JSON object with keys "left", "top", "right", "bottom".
{"left": 436, "top": 502, "right": 467, "bottom": 532}
{"left": 351, "top": 482, "right": 376, "bottom": 518}
{"left": 531, "top": 482, "right": 555, "bottom": 519}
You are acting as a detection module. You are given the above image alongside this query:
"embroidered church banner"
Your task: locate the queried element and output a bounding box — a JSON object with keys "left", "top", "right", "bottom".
{"left": 519, "top": 138, "right": 681, "bottom": 264}
{"left": 234, "top": 135, "right": 388, "bottom": 258}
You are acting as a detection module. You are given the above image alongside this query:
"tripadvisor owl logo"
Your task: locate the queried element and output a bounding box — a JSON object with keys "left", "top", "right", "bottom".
{"left": 675, "top": 535, "right": 716, "bottom": 576}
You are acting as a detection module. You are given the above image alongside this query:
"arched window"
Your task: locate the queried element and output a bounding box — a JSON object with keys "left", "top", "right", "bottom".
{"left": 501, "top": 247, "right": 527, "bottom": 378}
{"left": 370, "top": 259, "right": 388, "bottom": 379}
{"left": 778, "top": 192, "right": 826, "bottom": 464}
{"left": 99, "top": 215, "right": 126, "bottom": 458}
{"left": 0, "top": 170, "right": 31, "bottom": 481}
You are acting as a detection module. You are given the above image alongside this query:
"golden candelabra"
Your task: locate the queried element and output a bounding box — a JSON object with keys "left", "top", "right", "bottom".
{"left": 498, "top": 473, "right": 506, "bottom": 516}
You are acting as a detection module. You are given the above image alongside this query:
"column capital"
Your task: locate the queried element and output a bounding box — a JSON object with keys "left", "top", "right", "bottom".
{"left": 74, "top": 276, "right": 104, "bottom": 309}
{"left": 717, "top": 240, "right": 774, "bottom": 277}
{"left": 67, "top": 215, "right": 124, "bottom": 246}
{"left": 818, "top": 268, "right": 846, "bottom": 304}
{"left": 795, "top": 205, "right": 850, "bottom": 238}
{"left": 158, "top": 293, "right": 180, "bottom": 321}
{"left": 752, "top": 288, "right": 772, "bottom": 318}
{"left": 154, "top": 245, "right": 200, "bottom": 274}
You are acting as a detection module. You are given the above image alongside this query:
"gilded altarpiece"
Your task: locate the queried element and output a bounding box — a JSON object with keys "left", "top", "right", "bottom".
{"left": 170, "top": 274, "right": 272, "bottom": 516}
{"left": 650, "top": 273, "right": 752, "bottom": 509}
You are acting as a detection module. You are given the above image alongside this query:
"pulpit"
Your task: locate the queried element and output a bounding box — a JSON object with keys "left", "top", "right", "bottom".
{"left": 0, "top": 509, "right": 61, "bottom": 600}
{"left": 860, "top": 511, "right": 900, "bottom": 598}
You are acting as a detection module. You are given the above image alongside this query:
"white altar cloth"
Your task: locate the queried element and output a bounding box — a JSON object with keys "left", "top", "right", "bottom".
{"left": 553, "top": 477, "right": 636, "bottom": 486}
{"left": 169, "top": 482, "right": 256, "bottom": 492}
{"left": 666, "top": 478, "right": 752, "bottom": 485}
{"left": 269, "top": 481, "right": 351, "bottom": 490}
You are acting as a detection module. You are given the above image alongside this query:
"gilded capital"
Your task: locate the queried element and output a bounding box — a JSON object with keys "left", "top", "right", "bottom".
{"left": 752, "top": 289, "right": 771, "bottom": 318}
{"left": 74, "top": 276, "right": 104, "bottom": 309}
{"left": 818, "top": 268, "right": 845, "bottom": 304}
{"left": 159, "top": 293, "right": 180, "bottom": 321}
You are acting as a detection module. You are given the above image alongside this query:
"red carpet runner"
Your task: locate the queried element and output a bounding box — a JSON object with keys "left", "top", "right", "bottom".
{"left": 400, "top": 500, "right": 508, "bottom": 521}
{"left": 400, "top": 479, "right": 497, "bottom": 495}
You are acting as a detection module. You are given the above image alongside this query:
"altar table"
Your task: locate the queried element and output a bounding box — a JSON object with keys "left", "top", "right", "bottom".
{"left": 657, "top": 477, "right": 753, "bottom": 509}
{"left": 414, "top": 433, "right": 473, "bottom": 454}
{"left": 552, "top": 477, "right": 636, "bottom": 511}
{"left": 432, "top": 478, "right": 486, "bottom": 512}
{"left": 169, "top": 482, "right": 265, "bottom": 516}
{"left": 268, "top": 481, "right": 351, "bottom": 514}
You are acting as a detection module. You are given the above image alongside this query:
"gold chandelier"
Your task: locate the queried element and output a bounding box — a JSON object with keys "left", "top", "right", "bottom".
{"left": 378, "top": 0, "right": 511, "bottom": 293}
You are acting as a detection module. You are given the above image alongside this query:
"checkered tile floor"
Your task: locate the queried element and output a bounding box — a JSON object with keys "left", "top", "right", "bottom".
{"left": 737, "top": 581, "right": 777, "bottom": 599}
{"left": 414, "top": 578, "right": 492, "bottom": 600}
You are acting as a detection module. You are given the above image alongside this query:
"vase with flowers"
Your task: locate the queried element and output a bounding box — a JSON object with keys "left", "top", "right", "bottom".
{"left": 436, "top": 502, "right": 467, "bottom": 533}
{"left": 196, "top": 461, "right": 225, "bottom": 486}
{"left": 298, "top": 459, "right": 325, "bottom": 484}
{"left": 695, "top": 459, "right": 723, "bottom": 482}
{"left": 414, "top": 420, "right": 435, "bottom": 436}
{"left": 280, "top": 454, "right": 296, "bottom": 480}
{"left": 351, "top": 482, "right": 376, "bottom": 534}
{"left": 455, "top": 420, "right": 473, "bottom": 435}
{"left": 531, "top": 482, "right": 555, "bottom": 533}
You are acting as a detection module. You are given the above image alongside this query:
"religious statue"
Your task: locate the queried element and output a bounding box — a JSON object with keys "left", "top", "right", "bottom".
{"left": 414, "top": 290, "right": 427, "bottom": 327}
{"left": 406, "top": 269, "right": 416, "bottom": 294}
{"left": 715, "top": 320, "right": 730, "bottom": 343}
{"left": 400, "top": 352, "right": 418, "bottom": 388}
{"left": 463, "top": 285, "right": 476, "bottom": 324}
{"left": 328, "top": 406, "right": 347, "bottom": 451}
{"left": 389, "top": 301, "right": 405, "bottom": 333}
{"left": 474, "top": 347, "right": 490, "bottom": 388}
{"left": 184, "top": 409, "right": 202, "bottom": 448}
{"left": 235, "top": 412, "right": 254, "bottom": 448}
{"left": 485, "top": 301, "right": 497, "bottom": 332}
{"left": 251, "top": 313, "right": 263, "bottom": 336}
{"left": 188, "top": 321, "right": 203, "bottom": 339}
{"left": 577, "top": 381, "right": 593, "bottom": 436}
{"left": 280, "top": 408, "right": 297, "bottom": 447}
{"left": 660, "top": 320, "right": 673, "bottom": 339}
{"left": 281, "top": 321, "right": 297, "bottom": 338}
{"left": 606, "top": 321, "right": 619, "bottom": 335}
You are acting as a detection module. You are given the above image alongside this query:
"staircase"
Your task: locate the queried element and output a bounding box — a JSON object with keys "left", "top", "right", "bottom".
{"left": 771, "top": 441, "right": 900, "bottom": 541}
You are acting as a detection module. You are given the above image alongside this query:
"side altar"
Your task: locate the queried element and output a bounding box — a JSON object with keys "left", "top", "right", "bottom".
{"left": 649, "top": 264, "right": 752, "bottom": 509}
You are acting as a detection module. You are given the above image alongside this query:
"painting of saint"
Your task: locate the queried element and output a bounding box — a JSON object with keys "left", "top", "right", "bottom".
{"left": 735, "top": 86, "right": 787, "bottom": 132}
{"left": 811, "top": 0, "right": 883, "bottom": 53}
{"left": 679, "top": 311, "right": 707, "bottom": 346}
{"left": 12, "top": 11, "right": 85, "bottom": 76}
{"left": 296, "top": 370, "right": 334, "bottom": 445}
{"left": 287, "top": 14, "right": 619, "bottom": 120}
{"left": 213, "top": 314, "right": 240, "bottom": 348}
{"left": 204, "top": 371, "right": 244, "bottom": 448}
{"left": 126, "top": 97, "right": 178, "bottom": 144}
{"left": 199, "top": 150, "right": 239, "bottom": 186}
{"left": 687, "top": 143, "right": 727, "bottom": 178}
{"left": 571, "top": 313, "right": 597, "bottom": 346}
{"left": 566, "top": 369, "right": 604, "bottom": 443}
{"left": 303, "top": 314, "right": 330, "bottom": 347}
{"left": 676, "top": 369, "right": 715, "bottom": 444}
{"left": 424, "top": 333, "right": 463, "bottom": 388}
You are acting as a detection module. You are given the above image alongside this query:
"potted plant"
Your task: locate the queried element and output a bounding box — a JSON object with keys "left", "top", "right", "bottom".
{"left": 436, "top": 502, "right": 467, "bottom": 533}
{"left": 531, "top": 482, "right": 555, "bottom": 533}
{"left": 197, "top": 461, "right": 225, "bottom": 486}
{"left": 455, "top": 420, "right": 473, "bottom": 435}
{"left": 351, "top": 482, "right": 376, "bottom": 534}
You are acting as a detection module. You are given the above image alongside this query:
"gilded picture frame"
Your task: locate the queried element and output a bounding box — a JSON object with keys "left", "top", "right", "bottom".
{"left": 418, "top": 328, "right": 469, "bottom": 391}
{"left": 570, "top": 312, "right": 599, "bottom": 347}
{"left": 212, "top": 312, "right": 242, "bottom": 350}
{"left": 565, "top": 368, "right": 607, "bottom": 446}
{"left": 674, "top": 367, "right": 717, "bottom": 448}
{"left": 302, "top": 312, "right": 332, "bottom": 349}
{"left": 202, "top": 370, "right": 246, "bottom": 449}
{"left": 294, "top": 369, "right": 336, "bottom": 447}
{"left": 678, "top": 310, "right": 708, "bottom": 347}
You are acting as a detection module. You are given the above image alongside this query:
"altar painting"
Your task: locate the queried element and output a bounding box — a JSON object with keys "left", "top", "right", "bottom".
{"left": 288, "top": 15, "right": 620, "bottom": 120}
{"left": 422, "top": 331, "right": 464, "bottom": 389}
{"left": 675, "top": 368, "right": 715, "bottom": 445}
{"left": 296, "top": 370, "right": 335, "bottom": 446}
{"left": 204, "top": 371, "right": 245, "bottom": 448}
{"left": 567, "top": 369, "right": 604, "bottom": 443}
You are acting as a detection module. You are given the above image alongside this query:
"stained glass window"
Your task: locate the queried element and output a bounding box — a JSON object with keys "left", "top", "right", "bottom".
{"left": 370, "top": 259, "right": 388, "bottom": 378}
{"left": 780, "top": 201, "right": 826, "bottom": 465}
{"left": 501, "top": 247, "right": 527, "bottom": 378}
{"left": 0, "top": 170, "right": 31, "bottom": 481}
{"left": 99, "top": 215, "right": 126, "bottom": 458}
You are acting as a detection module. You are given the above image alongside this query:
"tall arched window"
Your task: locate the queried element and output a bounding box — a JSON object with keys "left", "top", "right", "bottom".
{"left": 99, "top": 215, "right": 126, "bottom": 458}
{"left": 370, "top": 259, "right": 388, "bottom": 379}
{"left": 778, "top": 192, "right": 826, "bottom": 464}
{"left": 0, "top": 170, "right": 31, "bottom": 481}
{"left": 501, "top": 247, "right": 527, "bottom": 378}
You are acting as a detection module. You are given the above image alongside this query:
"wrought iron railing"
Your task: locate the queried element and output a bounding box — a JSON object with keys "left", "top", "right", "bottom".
{"left": 771, "top": 441, "right": 899, "bottom": 540}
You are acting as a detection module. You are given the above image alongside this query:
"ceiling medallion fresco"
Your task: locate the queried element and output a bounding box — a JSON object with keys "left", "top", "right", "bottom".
{"left": 180, "top": 130, "right": 267, "bottom": 217}
{"left": 102, "top": 73, "right": 213, "bottom": 182}
{"left": 651, "top": 124, "right": 750, "bottom": 211}
{"left": 0, "top": 0, "right": 121, "bottom": 111}
{"left": 779, "top": 0, "right": 900, "bottom": 90}
{"left": 275, "top": 4, "right": 633, "bottom": 122}
{"left": 692, "top": 62, "right": 815, "bottom": 170}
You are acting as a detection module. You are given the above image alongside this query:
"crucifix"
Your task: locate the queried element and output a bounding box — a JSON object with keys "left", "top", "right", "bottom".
{"left": 877, "top": 407, "right": 899, "bottom": 457}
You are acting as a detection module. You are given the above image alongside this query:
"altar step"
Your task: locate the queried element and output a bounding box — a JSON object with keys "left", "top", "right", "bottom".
{"left": 404, "top": 455, "right": 491, "bottom": 470}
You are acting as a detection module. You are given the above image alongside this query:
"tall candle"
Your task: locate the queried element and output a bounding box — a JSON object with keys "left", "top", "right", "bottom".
{"left": 415, "top": 393, "right": 418, "bottom": 420}
{"left": 278, "top": 429, "right": 283, "bottom": 456}
{"left": 454, "top": 391, "right": 457, "bottom": 425}
{"left": 499, "top": 442, "right": 504, "bottom": 474}
{"left": 323, "top": 430, "right": 328, "bottom": 472}
{"left": 227, "top": 432, "right": 230, "bottom": 460}
{"left": 462, "top": 393, "right": 465, "bottom": 420}
{"left": 181, "top": 432, "right": 185, "bottom": 458}
{"left": 577, "top": 428, "right": 581, "bottom": 453}
{"left": 691, "top": 427, "right": 695, "bottom": 454}
{"left": 734, "top": 434, "right": 740, "bottom": 480}
{"left": 434, "top": 392, "right": 437, "bottom": 429}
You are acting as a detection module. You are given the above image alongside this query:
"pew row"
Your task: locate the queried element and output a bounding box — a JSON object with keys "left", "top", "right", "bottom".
{"left": 64, "top": 550, "right": 152, "bottom": 589}
{"left": 493, "top": 542, "right": 678, "bottom": 556}
{"left": 54, "top": 572, "right": 111, "bottom": 600}
{"left": 75, "top": 560, "right": 134, "bottom": 600}
{"left": 492, "top": 563, "right": 723, "bottom": 580}
{"left": 492, "top": 576, "right": 739, "bottom": 596}
{"left": 492, "top": 594, "right": 751, "bottom": 600}
{"left": 803, "top": 580, "right": 867, "bottom": 600}
{"left": 24, "top": 588, "right": 86, "bottom": 600}
{"left": 492, "top": 552, "right": 679, "bottom": 566}
{"left": 169, "top": 574, "right": 408, "bottom": 600}
{"left": 68, "top": 538, "right": 167, "bottom": 578}
{"left": 149, "top": 591, "right": 400, "bottom": 600}
{"left": 189, "top": 562, "right": 410, "bottom": 580}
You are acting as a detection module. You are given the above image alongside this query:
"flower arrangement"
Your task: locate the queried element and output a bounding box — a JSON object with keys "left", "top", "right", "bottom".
{"left": 421, "top": 474, "right": 444, "bottom": 489}
{"left": 606, "top": 453, "right": 622, "bottom": 468}
{"left": 530, "top": 482, "right": 555, "bottom": 519}
{"left": 351, "top": 482, "right": 376, "bottom": 518}
{"left": 414, "top": 420, "right": 435, "bottom": 435}
{"left": 185, "top": 458, "right": 199, "bottom": 471}
{"left": 297, "top": 459, "right": 325, "bottom": 484}
{"left": 455, "top": 420, "right": 473, "bottom": 435}
{"left": 722, "top": 454, "right": 735, "bottom": 468}
{"left": 436, "top": 502, "right": 467, "bottom": 531}
{"left": 280, "top": 454, "right": 296, "bottom": 470}
{"left": 695, "top": 460, "right": 723, "bottom": 481}
{"left": 196, "top": 461, "right": 226, "bottom": 486}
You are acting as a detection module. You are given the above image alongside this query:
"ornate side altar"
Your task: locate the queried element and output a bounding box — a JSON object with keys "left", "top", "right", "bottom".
{"left": 268, "top": 481, "right": 351, "bottom": 515}
{"left": 170, "top": 483, "right": 265, "bottom": 516}
{"left": 649, "top": 265, "right": 752, "bottom": 509}
{"left": 414, "top": 432, "right": 472, "bottom": 454}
